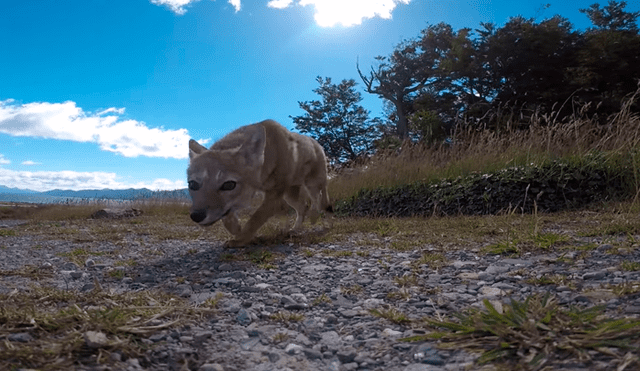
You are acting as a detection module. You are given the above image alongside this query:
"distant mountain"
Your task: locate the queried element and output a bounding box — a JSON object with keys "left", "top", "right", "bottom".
{"left": 42, "top": 188, "right": 156, "bottom": 200}
{"left": 0, "top": 185, "right": 38, "bottom": 194}
{"left": 0, "top": 186, "right": 189, "bottom": 203}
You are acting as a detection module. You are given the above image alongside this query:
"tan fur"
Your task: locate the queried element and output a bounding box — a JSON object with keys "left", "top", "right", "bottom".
{"left": 187, "top": 120, "right": 332, "bottom": 247}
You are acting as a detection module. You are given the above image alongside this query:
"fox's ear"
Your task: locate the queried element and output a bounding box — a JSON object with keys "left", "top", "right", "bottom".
{"left": 189, "top": 139, "right": 208, "bottom": 159}
{"left": 238, "top": 125, "right": 266, "bottom": 169}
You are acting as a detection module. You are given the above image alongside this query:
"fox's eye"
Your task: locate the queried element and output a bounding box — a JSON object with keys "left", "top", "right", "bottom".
{"left": 188, "top": 180, "right": 201, "bottom": 191}
{"left": 220, "top": 181, "right": 236, "bottom": 191}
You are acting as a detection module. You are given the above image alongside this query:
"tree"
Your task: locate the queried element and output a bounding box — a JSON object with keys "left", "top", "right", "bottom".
{"left": 573, "top": 1, "right": 640, "bottom": 115}
{"left": 357, "top": 35, "right": 439, "bottom": 139}
{"left": 291, "top": 77, "right": 380, "bottom": 164}
{"left": 580, "top": 1, "right": 639, "bottom": 32}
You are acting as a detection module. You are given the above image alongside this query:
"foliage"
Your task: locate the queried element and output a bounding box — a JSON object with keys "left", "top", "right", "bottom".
{"left": 356, "top": 1, "right": 640, "bottom": 138}
{"left": 291, "top": 76, "right": 380, "bottom": 164}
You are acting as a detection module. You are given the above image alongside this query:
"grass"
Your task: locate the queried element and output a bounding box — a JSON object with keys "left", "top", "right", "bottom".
{"left": 0, "top": 285, "right": 216, "bottom": 370}
{"left": 329, "top": 87, "right": 640, "bottom": 204}
{"left": 404, "top": 294, "right": 640, "bottom": 369}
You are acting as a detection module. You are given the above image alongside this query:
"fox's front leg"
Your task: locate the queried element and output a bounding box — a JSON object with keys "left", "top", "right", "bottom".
{"left": 222, "top": 212, "right": 242, "bottom": 236}
{"left": 226, "top": 195, "right": 283, "bottom": 247}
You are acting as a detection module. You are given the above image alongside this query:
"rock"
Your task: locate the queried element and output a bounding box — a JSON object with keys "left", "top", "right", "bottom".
{"left": 479, "top": 286, "right": 505, "bottom": 297}
{"left": 412, "top": 343, "right": 445, "bottom": 365}
{"left": 582, "top": 270, "right": 607, "bottom": 280}
{"left": 90, "top": 208, "right": 142, "bottom": 219}
{"left": 84, "top": 331, "right": 108, "bottom": 348}
{"left": 336, "top": 346, "right": 357, "bottom": 363}
{"left": 8, "top": 332, "right": 33, "bottom": 343}
{"left": 236, "top": 308, "right": 252, "bottom": 326}
{"left": 381, "top": 328, "right": 403, "bottom": 338}
{"left": 199, "top": 364, "right": 224, "bottom": 371}
{"left": 303, "top": 348, "right": 323, "bottom": 360}
{"left": 285, "top": 343, "right": 303, "bottom": 355}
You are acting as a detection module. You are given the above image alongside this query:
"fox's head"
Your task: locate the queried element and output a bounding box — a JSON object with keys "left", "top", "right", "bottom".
{"left": 187, "top": 126, "right": 265, "bottom": 226}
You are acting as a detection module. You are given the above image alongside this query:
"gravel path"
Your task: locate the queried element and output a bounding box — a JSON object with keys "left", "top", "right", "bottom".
{"left": 1, "top": 217, "right": 640, "bottom": 371}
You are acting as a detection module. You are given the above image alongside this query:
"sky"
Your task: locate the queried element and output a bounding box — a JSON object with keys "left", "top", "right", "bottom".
{"left": 1, "top": 0, "right": 637, "bottom": 192}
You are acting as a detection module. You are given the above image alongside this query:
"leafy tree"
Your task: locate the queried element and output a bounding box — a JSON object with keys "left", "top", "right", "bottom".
{"left": 580, "top": 1, "right": 639, "bottom": 31}
{"left": 573, "top": 1, "right": 640, "bottom": 115}
{"left": 357, "top": 36, "right": 439, "bottom": 139}
{"left": 291, "top": 77, "right": 380, "bottom": 164}
{"left": 482, "top": 15, "right": 579, "bottom": 109}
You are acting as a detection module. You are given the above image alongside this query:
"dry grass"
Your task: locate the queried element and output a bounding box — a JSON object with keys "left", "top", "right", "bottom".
{"left": 0, "top": 285, "right": 216, "bottom": 370}
{"left": 329, "top": 87, "right": 640, "bottom": 201}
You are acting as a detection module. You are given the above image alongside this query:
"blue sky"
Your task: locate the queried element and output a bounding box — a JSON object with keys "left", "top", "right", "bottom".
{"left": 1, "top": 0, "right": 636, "bottom": 192}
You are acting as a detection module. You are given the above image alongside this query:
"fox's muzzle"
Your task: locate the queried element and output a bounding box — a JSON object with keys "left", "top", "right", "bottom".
{"left": 190, "top": 209, "right": 208, "bottom": 223}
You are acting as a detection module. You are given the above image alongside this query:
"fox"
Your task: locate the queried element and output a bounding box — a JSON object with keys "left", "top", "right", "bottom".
{"left": 187, "top": 119, "right": 332, "bottom": 247}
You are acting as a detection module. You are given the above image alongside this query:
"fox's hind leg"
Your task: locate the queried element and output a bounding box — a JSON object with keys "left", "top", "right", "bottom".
{"left": 284, "top": 185, "right": 311, "bottom": 230}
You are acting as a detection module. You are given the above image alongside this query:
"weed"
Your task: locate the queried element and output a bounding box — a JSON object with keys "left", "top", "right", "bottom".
{"left": 312, "top": 293, "right": 332, "bottom": 306}
{"left": 606, "top": 282, "right": 640, "bottom": 297}
{"left": 201, "top": 292, "right": 224, "bottom": 309}
{"left": 272, "top": 332, "right": 289, "bottom": 343}
{"left": 408, "top": 294, "right": 640, "bottom": 368}
{"left": 0, "top": 229, "right": 16, "bottom": 237}
{"left": 270, "top": 311, "right": 304, "bottom": 323}
{"left": 370, "top": 306, "right": 411, "bottom": 325}
{"left": 340, "top": 284, "right": 364, "bottom": 296}
{"left": 394, "top": 274, "right": 419, "bottom": 288}
{"left": 387, "top": 289, "right": 412, "bottom": 301}
{"left": 107, "top": 269, "right": 125, "bottom": 279}
{"left": 414, "top": 253, "right": 447, "bottom": 269}
{"left": 621, "top": 260, "right": 640, "bottom": 271}
{"left": 532, "top": 232, "right": 569, "bottom": 250}
{"left": 0, "top": 286, "right": 215, "bottom": 370}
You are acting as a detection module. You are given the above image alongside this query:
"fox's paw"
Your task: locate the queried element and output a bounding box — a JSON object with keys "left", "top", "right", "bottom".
{"left": 224, "top": 238, "right": 249, "bottom": 248}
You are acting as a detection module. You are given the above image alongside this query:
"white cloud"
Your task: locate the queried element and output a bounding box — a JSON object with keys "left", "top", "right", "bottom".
{"left": 269, "top": 0, "right": 411, "bottom": 27}
{"left": 0, "top": 154, "right": 10, "bottom": 165}
{"left": 0, "top": 167, "right": 186, "bottom": 192}
{"left": 21, "top": 161, "right": 41, "bottom": 166}
{"left": 0, "top": 100, "right": 191, "bottom": 159}
{"left": 150, "top": 0, "right": 200, "bottom": 15}
{"left": 228, "top": 0, "right": 241, "bottom": 12}
{"left": 151, "top": 0, "right": 241, "bottom": 14}
{"left": 267, "top": 0, "right": 293, "bottom": 9}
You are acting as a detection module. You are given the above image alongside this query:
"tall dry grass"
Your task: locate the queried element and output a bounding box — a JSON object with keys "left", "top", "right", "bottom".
{"left": 329, "top": 87, "right": 640, "bottom": 201}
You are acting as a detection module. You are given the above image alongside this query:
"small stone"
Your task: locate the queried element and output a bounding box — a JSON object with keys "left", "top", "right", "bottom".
{"left": 8, "top": 332, "right": 33, "bottom": 343}
{"left": 70, "top": 271, "right": 83, "bottom": 279}
{"left": 85, "top": 258, "right": 95, "bottom": 268}
{"left": 582, "top": 271, "right": 606, "bottom": 280}
{"left": 199, "top": 364, "right": 224, "bottom": 371}
{"left": 596, "top": 244, "right": 614, "bottom": 252}
{"left": 84, "top": 331, "right": 108, "bottom": 348}
{"left": 413, "top": 343, "right": 445, "bottom": 365}
{"left": 479, "top": 286, "right": 504, "bottom": 297}
{"left": 218, "top": 263, "right": 233, "bottom": 271}
{"left": 303, "top": 348, "right": 323, "bottom": 360}
{"left": 236, "top": 308, "right": 252, "bottom": 326}
{"left": 336, "top": 346, "right": 357, "bottom": 363}
{"left": 149, "top": 333, "right": 165, "bottom": 342}
{"left": 285, "top": 343, "right": 303, "bottom": 355}
{"left": 381, "top": 328, "right": 403, "bottom": 338}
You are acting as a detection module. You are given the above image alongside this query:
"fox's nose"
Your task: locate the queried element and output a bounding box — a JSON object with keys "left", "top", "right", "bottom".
{"left": 190, "top": 209, "right": 207, "bottom": 223}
